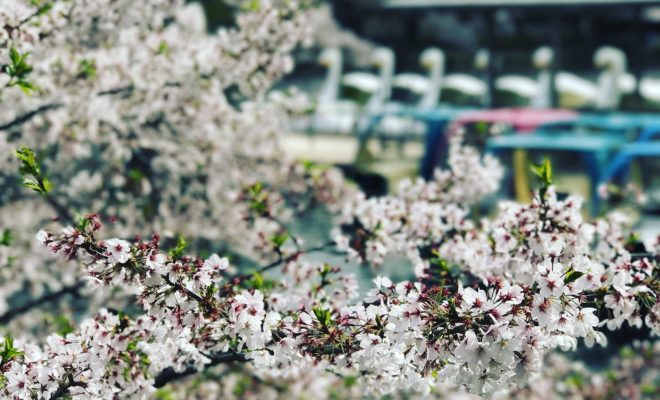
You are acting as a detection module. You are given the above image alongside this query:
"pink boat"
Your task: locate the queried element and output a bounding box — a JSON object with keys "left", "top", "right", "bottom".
{"left": 452, "top": 108, "right": 579, "bottom": 133}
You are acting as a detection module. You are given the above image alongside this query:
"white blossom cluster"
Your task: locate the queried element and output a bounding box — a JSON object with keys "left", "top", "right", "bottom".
{"left": 0, "top": 0, "right": 349, "bottom": 334}
{"left": 0, "top": 177, "right": 656, "bottom": 398}
{"left": 0, "top": 1, "right": 658, "bottom": 399}
{"left": 334, "top": 134, "right": 503, "bottom": 273}
{"left": 124, "top": 340, "right": 660, "bottom": 399}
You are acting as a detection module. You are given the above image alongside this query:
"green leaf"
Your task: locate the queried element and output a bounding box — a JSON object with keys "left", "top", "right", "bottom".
{"left": 312, "top": 307, "right": 331, "bottom": 328}
{"left": 565, "top": 372, "right": 584, "bottom": 389}
{"left": 563, "top": 269, "right": 585, "bottom": 284}
{"left": 156, "top": 41, "right": 170, "bottom": 56}
{"left": 155, "top": 388, "right": 176, "bottom": 400}
{"left": 204, "top": 284, "right": 218, "bottom": 298}
{"left": 269, "top": 233, "right": 288, "bottom": 249}
{"left": 544, "top": 159, "right": 552, "bottom": 183}
{"left": 249, "top": 182, "right": 261, "bottom": 194}
{"left": 243, "top": 0, "right": 261, "bottom": 12}
{"left": 640, "top": 383, "right": 656, "bottom": 395}
{"left": 16, "top": 147, "right": 39, "bottom": 175}
{"left": 76, "top": 215, "right": 91, "bottom": 232}
{"left": 6, "top": 47, "right": 34, "bottom": 93}
{"left": 605, "top": 370, "right": 617, "bottom": 382}
{"left": 247, "top": 182, "right": 268, "bottom": 215}
{"left": 319, "top": 263, "right": 332, "bottom": 279}
{"left": 232, "top": 375, "right": 251, "bottom": 397}
{"left": 9, "top": 47, "right": 19, "bottom": 65}
{"left": 0, "top": 229, "right": 12, "bottom": 246}
{"left": 0, "top": 336, "right": 24, "bottom": 363}
{"left": 16, "top": 80, "right": 36, "bottom": 95}
{"left": 625, "top": 232, "right": 641, "bottom": 245}
{"left": 122, "top": 366, "right": 131, "bottom": 381}
{"left": 21, "top": 177, "right": 49, "bottom": 194}
{"left": 475, "top": 121, "right": 489, "bottom": 135}
{"left": 302, "top": 159, "right": 315, "bottom": 172}
{"left": 41, "top": 177, "right": 52, "bottom": 192}
{"left": 531, "top": 158, "right": 553, "bottom": 186}
{"left": 619, "top": 346, "right": 634, "bottom": 359}
{"left": 430, "top": 249, "right": 449, "bottom": 271}
{"left": 246, "top": 272, "right": 275, "bottom": 290}
{"left": 126, "top": 339, "right": 139, "bottom": 352}
{"left": 168, "top": 236, "right": 187, "bottom": 258}
{"left": 15, "top": 147, "right": 51, "bottom": 194}
{"left": 22, "top": 178, "right": 41, "bottom": 192}
{"left": 35, "top": 3, "right": 53, "bottom": 16}
{"left": 78, "top": 59, "right": 97, "bottom": 79}
{"left": 250, "top": 272, "right": 264, "bottom": 290}
{"left": 128, "top": 168, "right": 144, "bottom": 181}
{"left": 343, "top": 376, "right": 358, "bottom": 388}
{"left": 53, "top": 315, "right": 74, "bottom": 336}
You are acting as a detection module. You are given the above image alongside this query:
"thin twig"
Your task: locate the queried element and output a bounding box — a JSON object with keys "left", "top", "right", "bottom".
{"left": 0, "top": 103, "right": 62, "bottom": 131}
{"left": 0, "top": 282, "right": 84, "bottom": 324}
{"left": 153, "top": 351, "right": 246, "bottom": 388}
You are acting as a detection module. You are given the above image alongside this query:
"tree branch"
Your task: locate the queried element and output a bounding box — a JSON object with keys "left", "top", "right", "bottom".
{"left": 48, "top": 371, "right": 86, "bottom": 400}
{"left": 153, "top": 351, "right": 247, "bottom": 388}
{"left": 0, "top": 84, "right": 135, "bottom": 131}
{"left": 0, "top": 282, "right": 84, "bottom": 324}
{"left": 0, "top": 103, "right": 62, "bottom": 131}
{"left": 44, "top": 192, "right": 75, "bottom": 225}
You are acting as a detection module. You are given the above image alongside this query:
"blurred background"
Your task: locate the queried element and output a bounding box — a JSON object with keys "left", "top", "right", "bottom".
{"left": 199, "top": 0, "right": 660, "bottom": 241}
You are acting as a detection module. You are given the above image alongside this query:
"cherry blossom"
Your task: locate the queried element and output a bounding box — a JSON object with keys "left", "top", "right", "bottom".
{"left": 0, "top": 1, "right": 657, "bottom": 399}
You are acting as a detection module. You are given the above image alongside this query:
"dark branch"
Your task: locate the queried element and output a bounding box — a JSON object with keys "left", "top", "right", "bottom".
{"left": 0, "top": 282, "right": 85, "bottom": 324}
{"left": 44, "top": 192, "right": 75, "bottom": 225}
{"left": 48, "top": 371, "right": 86, "bottom": 400}
{"left": 0, "top": 84, "right": 135, "bottom": 132}
{"left": 0, "top": 103, "right": 62, "bottom": 131}
{"left": 153, "top": 351, "right": 247, "bottom": 388}
{"left": 230, "top": 240, "right": 336, "bottom": 286}
{"left": 98, "top": 85, "right": 134, "bottom": 96}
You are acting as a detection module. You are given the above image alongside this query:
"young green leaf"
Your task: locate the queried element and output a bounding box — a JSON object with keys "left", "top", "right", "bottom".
{"left": 244, "top": 0, "right": 261, "bottom": 12}
{"left": 16, "top": 80, "right": 35, "bottom": 95}
{"left": 15, "top": 147, "right": 51, "bottom": 194}
{"left": 9, "top": 47, "right": 20, "bottom": 66}
{"left": 0, "top": 229, "right": 11, "bottom": 246}
{"left": 319, "top": 263, "right": 332, "bottom": 280}
{"left": 270, "top": 233, "right": 288, "bottom": 249}
{"left": 0, "top": 336, "right": 24, "bottom": 363}
{"left": 168, "top": 236, "right": 187, "bottom": 258}
{"left": 155, "top": 388, "right": 176, "bottom": 400}
{"left": 312, "top": 307, "right": 331, "bottom": 328}
{"left": 247, "top": 182, "right": 268, "bottom": 215}
{"left": 16, "top": 147, "right": 39, "bottom": 175}
{"left": 250, "top": 272, "right": 264, "bottom": 290}
{"left": 430, "top": 249, "right": 450, "bottom": 272}
{"left": 35, "top": 2, "right": 53, "bottom": 16}
{"left": 563, "top": 268, "right": 585, "bottom": 284}
{"left": 156, "top": 41, "right": 170, "bottom": 56}
{"left": 53, "top": 315, "right": 74, "bottom": 336}
{"left": 6, "top": 47, "right": 35, "bottom": 94}
{"left": 531, "top": 158, "right": 553, "bottom": 186}
{"left": 343, "top": 376, "right": 358, "bottom": 388}
{"left": 78, "top": 59, "right": 97, "bottom": 79}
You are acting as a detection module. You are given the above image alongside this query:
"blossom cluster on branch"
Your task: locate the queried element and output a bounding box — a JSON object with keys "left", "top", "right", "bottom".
{"left": 1, "top": 159, "right": 657, "bottom": 397}
{"left": 155, "top": 341, "right": 658, "bottom": 399}
{"left": 0, "top": 0, "right": 334, "bottom": 329}
{"left": 0, "top": 1, "right": 658, "bottom": 399}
